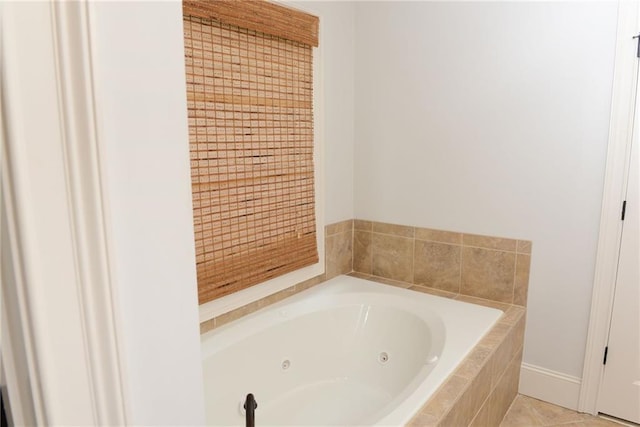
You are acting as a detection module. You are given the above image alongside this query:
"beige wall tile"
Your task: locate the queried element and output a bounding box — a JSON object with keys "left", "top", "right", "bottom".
{"left": 407, "top": 412, "right": 439, "bottom": 427}
{"left": 325, "top": 219, "right": 353, "bottom": 236}
{"left": 511, "top": 316, "right": 527, "bottom": 362}
{"left": 478, "top": 322, "right": 511, "bottom": 349}
{"left": 514, "top": 254, "right": 531, "bottom": 306}
{"left": 348, "top": 271, "right": 373, "bottom": 280}
{"left": 461, "top": 247, "right": 516, "bottom": 303}
{"left": 463, "top": 233, "right": 518, "bottom": 252}
{"left": 455, "top": 345, "right": 493, "bottom": 380}
{"left": 517, "top": 240, "right": 532, "bottom": 254}
{"left": 486, "top": 347, "right": 523, "bottom": 425}
{"left": 419, "top": 375, "right": 469, "bottom": 421}
{"left": 439, "top": 362, "right": 492, "bottom": 427}
{"left": 294, "top": 274, "right": 326, "bottom": 292}
{"left": 325, "top": 231, "right": 353, "bottom": 279}
{"left": 484, "top": 389, "right": 506, "bottom": 426}
{"left": 499, "top": 306, "right": 525, "bottom": 326}
{"left": 474, "top": 335, "right": 526, "bottom": 427}
{"left": 469, "top": 400, "right": 491, "bottom": 427}
{"left": 372, "top": 221, "right": 415, "bottom": 238}
{"left": 356, "top": 272, "right": 412, "bottom": 289}
{"left": 372, "top": 233, "right": 414, "bottom": 282}
{"left": 353, "top": 230, "right": 372, "bottom": 274}
{"left": 202, "top": 221, "right": 531, "bottom": 339}
{"left": 415, "top": 227, "right": 463, "bottom": 245}
{"left": 200, "top": 318, "right": 215, "bottom": 334}
{"left": 215, "top": 301, "right": 261, "bottom": 328}
{"left": 354, "top": 219, "right": 373, "bottom": 231}
{"left": 258, "top": 287, "right": 298, "bottom": 308}
{"left": 491, "top": 320, "right": 525, "bottom": 390}
{"left": 409, "top": 285, "right": 458, "bottom": 299}
{"left": 455, "top": 294, "right": 511, "bottom": 312}
{"left": 414, "top": 241, "right": 461, "bottom": 293}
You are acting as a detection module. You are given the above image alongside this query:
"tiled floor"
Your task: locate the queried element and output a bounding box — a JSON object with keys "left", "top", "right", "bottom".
{"left": 500, "top": 395, "right": 624, "bottom": 427}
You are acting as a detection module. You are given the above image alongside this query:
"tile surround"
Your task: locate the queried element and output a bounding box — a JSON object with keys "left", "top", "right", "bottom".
{"left": 399, "top": 277, "right": 527, "bottom": 426}
{"left": 353, "top": 230, "right": 373, "bottom": 273}
{"left": 514, "top": 254, "right": 532, "bottom": 306}
{"left": 352, "top": 220, "right": 532, "bottom": 307}
{"left": 371, "top": 233, "right": 414, "bottom": 282}
{"left": 325, "top": 219, "right": 354, "bottom": 280}
{"left": 348, "top": 217, "right": 532, "bottom": 426}
{"left": 414, "top": 240, "right": 461, "bottom": 293}
{"left": 199, "top": 219, "right": 531, "bottom": 426}
{"left": 463, "top": 233, "right": 518, "bottom": 252}
{"left": 461, "top": 247, "right": 516, "bottom": 303}
{"left": 373, "top": 221, "right": 415, "bottom": 238}
{"left": 415, "top": 227, "right": 463, "bottom": 245}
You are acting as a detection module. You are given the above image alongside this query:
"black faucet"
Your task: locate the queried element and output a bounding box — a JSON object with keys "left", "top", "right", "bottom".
{"left": 244, "top": 393, "right": 257, "bottom": 427}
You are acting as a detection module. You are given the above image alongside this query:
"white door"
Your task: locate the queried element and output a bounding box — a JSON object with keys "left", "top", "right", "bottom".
{"left": 597, "top": 64, "right": 640, "bottom": 424}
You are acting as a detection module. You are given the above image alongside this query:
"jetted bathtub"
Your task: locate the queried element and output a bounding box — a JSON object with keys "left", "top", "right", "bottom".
{"left": 201, "top": 275, "right": 502, "bottom": 426}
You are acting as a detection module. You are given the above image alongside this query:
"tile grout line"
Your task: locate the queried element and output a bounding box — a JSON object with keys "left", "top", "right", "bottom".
{"left": 350, "top": 222, "right": 354, "bottom": 272}
{"left": 361, "top": 221, "right": 529, "bottom": 244}
{"left": 367, "top": 229, "right": 373, "bottom": 275}
{"left": 511, "top": 252, "right": 518, "bottom": 305}
{"left": 458, "top": 243, "right": 464, "bottom": 294}
{"left": 411, "top": 236, "right": 416, "bottom": 285}
{"left": 499, "top": 394, "right": 522, "bottom": 426}
{"left": 371, "top": 230, "right": 523, "bottom": 254}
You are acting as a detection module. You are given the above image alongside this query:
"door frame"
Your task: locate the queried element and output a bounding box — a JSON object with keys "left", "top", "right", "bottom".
{"left": 1, "top": 1, "right": 128, "bottom": 424}
{"left": 579, "top": 0, "right": 640, "bottom": 415}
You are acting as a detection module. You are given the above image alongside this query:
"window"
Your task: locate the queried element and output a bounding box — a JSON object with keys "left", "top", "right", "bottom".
{"left": 183, "top": 0, "right": 320, "bottom": 304}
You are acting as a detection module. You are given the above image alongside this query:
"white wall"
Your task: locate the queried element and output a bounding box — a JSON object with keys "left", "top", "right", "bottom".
{"left": 76, "top": 0, "right": 618, "bottom": 418}
{"left": 292, "top": 1, "right": 356, "bottom": 224}
{"left": 87, "top": 1, "right": 355, "bottom": 423}
{"left": 90, "top": 2, "right": 205, "bottom": 424}
{"left": 354, "top": 1, "right": 617, "bottom": 379}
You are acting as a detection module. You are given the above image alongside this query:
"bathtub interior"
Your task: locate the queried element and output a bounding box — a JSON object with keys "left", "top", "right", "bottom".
{"left": 200, "top": 276, "right": 502, "bottom": 426}
{"left": 202, "top": 300, "right": 444, "bottom": 425}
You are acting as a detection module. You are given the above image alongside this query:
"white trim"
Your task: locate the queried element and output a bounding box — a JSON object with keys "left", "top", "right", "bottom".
{"left": 86, "top": 2, "right": 206, "bottom": 422}
{"left": 520, "top": 363, "right": 582, "bottom": 411}
{"left": 579, "top": 0, "right": 640, "bottom": 415}
{"left": 1, "top": 3, "right": 65, "bottom": 424}
{"left": 199, "top": 4, "right": 327, "bottom": 322}
{"left": 50, "top": 2, "right": 129, "bottom": 423}
{"left": 1, "top": 66, "right": 44, "bottom": 424}
{"left": 1, "top": 1, "right": 128, "bottom": 424}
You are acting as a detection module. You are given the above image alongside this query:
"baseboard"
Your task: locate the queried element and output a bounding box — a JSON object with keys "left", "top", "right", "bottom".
{"left": 519, "top": 363, "right": 582, "bottom": 411}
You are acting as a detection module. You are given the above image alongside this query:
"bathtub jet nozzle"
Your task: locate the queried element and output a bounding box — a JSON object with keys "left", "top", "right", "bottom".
{"left": 244, "top": 393, "right": 257, "bottom": 427}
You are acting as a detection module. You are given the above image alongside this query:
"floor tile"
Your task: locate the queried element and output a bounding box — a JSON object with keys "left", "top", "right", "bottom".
{"left": 500, "top": 395, "right": 626, "bottom": 427}
{"left": 500, "top": 395, "right": 541, "bottom": 426}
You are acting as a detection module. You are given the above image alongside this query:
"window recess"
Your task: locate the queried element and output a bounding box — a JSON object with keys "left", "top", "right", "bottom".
{"left": 182, "top": 0, "right": 319, "bottom": 304}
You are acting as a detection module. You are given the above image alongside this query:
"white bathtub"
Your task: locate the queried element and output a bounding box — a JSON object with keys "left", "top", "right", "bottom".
{"left": 201, "top": 275, "right": 502, "bottom": 426}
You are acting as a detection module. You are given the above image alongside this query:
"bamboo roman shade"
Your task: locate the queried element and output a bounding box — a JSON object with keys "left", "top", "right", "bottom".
{"left": 183, "top": 0, "right": 319, "bottom": 304}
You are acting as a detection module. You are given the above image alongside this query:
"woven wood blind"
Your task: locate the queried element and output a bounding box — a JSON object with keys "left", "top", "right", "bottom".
{"left": 183, "top": 1, "right": 319, "bottom": 304}
{"left": 183, "top": 0, "right": 319, "bottom": 47}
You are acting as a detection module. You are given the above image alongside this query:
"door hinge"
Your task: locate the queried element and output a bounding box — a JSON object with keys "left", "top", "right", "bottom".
{"left": 603, "top": 346, "right": 609, "bottom": 365}
{"left": 622, "top": 200, "right": 627, "bottom": 221}
{"left": 634, "top": 34, "right": 640, "bottom": 58}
